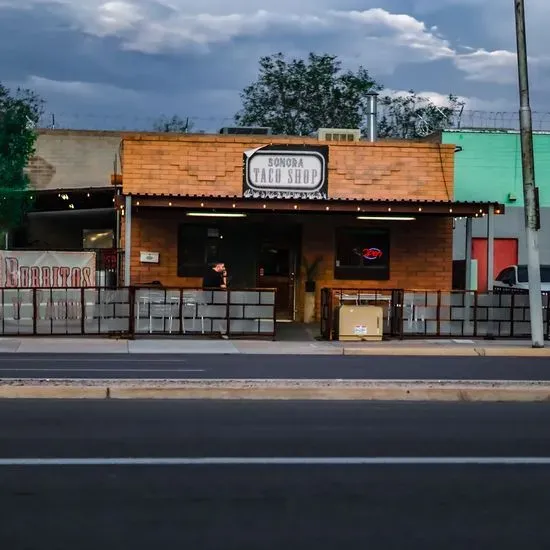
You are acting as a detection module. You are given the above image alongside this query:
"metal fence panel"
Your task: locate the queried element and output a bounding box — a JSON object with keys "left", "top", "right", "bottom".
{"left": 0, "top": 286, "right": 276, "bottom": 339}
{"left": 1, "top": 289, "right": 34, "bottom": 335}
{"left": 320, "top": 287, "right": 550, "bottom": 340}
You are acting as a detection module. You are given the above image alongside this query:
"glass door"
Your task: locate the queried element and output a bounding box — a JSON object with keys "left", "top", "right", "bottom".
{"left": 258, "top": 244, "right": 296, "bottom": 320}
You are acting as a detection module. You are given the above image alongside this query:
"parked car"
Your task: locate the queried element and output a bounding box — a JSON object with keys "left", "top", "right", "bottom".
{"left": 494, "top": 264, "right": 550, "bottom": 292}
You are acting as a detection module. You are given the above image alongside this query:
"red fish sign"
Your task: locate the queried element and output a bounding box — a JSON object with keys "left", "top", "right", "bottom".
{"left": 362, "top": 247, "right": 383, "bottom": 260}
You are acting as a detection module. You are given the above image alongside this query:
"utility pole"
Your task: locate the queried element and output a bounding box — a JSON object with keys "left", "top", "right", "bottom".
{"left": 515, "top": 0, "right": 544, "bottom": 347}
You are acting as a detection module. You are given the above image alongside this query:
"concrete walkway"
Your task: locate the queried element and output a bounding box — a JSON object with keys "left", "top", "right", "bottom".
{"left": 1, "top": 337, "right": 550, "bottom": 356}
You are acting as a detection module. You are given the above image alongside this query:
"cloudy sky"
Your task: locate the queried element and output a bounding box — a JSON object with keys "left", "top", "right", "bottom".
{"left": 1, "top": 0, "right": 549, "bottom": 131}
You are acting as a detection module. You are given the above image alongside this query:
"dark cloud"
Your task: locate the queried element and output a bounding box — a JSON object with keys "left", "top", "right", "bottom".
{"left": 1, "top": 0, "right": 548, "bottom": 132}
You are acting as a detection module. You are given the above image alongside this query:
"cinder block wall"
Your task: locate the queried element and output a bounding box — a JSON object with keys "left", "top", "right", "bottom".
{"left": 27, "top": 130, "right": 122, "bottom": 191}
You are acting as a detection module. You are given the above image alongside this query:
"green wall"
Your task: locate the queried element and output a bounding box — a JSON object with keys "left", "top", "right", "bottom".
{"left": 442, "top": 130, "right": 550, "bottom": 206}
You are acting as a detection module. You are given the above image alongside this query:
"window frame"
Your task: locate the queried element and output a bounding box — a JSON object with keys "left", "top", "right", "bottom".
{"left": 334, "top": 226, "right": 391, "bottom": 281}
{"left": 177, "top": 224, "right": 221, "bottom": 278}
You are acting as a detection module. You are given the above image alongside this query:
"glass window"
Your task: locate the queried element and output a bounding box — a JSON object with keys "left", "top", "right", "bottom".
{"left": 334, "top": 228, "right": 390, "bottom": 280}
{"left": 259, "top": 247, "right": 290, "bottom": 277}
{"left": 178, "top": 225, "right": 221, "bottom": 277}
{"left": 517, "top": 265, "right": 550, "bottom": 283}
{"left": 82, "top": 229, "right": 114, "bottom": 249}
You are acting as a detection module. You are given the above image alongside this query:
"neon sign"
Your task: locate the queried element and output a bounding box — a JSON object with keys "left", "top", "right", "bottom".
{"left": 362, "top": 247, "right": 383, "bottom": 260}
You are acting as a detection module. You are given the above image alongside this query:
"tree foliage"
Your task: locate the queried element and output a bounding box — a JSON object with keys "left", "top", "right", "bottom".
{"left": 0, "top": 83, "right": 43, "bottom": 230}
{"left": 235, "top": 53, "right": 382, "bottom": 136}
{"left": 377, "top": 91, "right": 464, "bottom": 139}
{"left": 235, "top": 53, "right": 463, "bottom": 138}
{"left": 152, "top": 115, "right": 194, "bottom": 133}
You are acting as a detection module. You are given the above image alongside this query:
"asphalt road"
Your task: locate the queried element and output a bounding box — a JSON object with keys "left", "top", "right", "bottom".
{"left": 2, "top": 400, "right": 550, "bottom": 548}
{"left": 1, "top": 353, "right": 550, "bottom": 380}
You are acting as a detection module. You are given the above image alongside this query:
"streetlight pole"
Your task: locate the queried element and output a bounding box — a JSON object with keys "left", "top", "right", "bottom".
{"left": 514, "top": 0, "right": 544, "bottom": 347}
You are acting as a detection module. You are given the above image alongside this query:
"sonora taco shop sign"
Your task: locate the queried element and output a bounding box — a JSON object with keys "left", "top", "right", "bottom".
{"left": 243, "top": 144, "right": 329, "bottom": 199}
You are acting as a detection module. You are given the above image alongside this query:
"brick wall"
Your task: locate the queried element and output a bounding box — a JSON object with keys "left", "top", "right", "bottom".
{"left": 123, "top": 212, "right": 191, "bottom": 286}
{"left": 125, "top": 211, "right": 453, "bottom": 320}
{"left": 299, "top": 216, "right": 453, "bottom": 318}
{"left": 121, "top": 135, "right": 454, "bottom": 201}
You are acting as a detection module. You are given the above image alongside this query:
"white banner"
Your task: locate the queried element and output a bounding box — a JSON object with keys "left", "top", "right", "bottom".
{"left": 0, "top": 251, "right": 96, "bottom": 288}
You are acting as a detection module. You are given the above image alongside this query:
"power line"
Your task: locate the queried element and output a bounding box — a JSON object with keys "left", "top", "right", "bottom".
{"left": 38, "top": 112, "right": 236, "bottom": 132}
{"left": 36, "top": 110, "right": 550, "bottom": 133}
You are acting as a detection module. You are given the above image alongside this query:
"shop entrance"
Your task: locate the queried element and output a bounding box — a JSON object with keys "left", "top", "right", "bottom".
{"left": 257, "top": 224, "right": 301, "bottom": 321}
{"left": 178, "top": 218, "right": 301, "bottom": 320}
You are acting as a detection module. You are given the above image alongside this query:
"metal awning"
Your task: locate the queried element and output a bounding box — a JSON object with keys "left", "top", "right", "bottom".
{"left": 116, "top": 193, "right": 504, "bottom": 217}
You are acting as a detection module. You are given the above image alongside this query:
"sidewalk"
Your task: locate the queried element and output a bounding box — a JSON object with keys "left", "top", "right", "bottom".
{"left": 1, "top": 337, "right": 550, "bottom": 356}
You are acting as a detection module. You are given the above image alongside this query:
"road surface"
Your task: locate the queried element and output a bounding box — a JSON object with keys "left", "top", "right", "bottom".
{"left": 2, "top": 400, "right": 550, "bottom": 548}
{"left": 1, "top": 353, "right": 550, "bottom": 380}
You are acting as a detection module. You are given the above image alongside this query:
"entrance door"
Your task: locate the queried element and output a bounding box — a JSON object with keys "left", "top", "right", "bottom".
{"left": 472, "top": 238, "right": 519, "bottom": 291}
{"left": 257, "top": 244, "right": 297, "bottom": 320}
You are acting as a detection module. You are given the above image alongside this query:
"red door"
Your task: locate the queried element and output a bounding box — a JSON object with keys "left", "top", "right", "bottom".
{"left": 472, "top": 238, "right": 518, "bottom": 291}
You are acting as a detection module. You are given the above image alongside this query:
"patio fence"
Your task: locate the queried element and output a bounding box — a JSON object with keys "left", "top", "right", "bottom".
{"left": 321, "top": 288, "right": 550, "bottom": 340}
{"left": 2, "top": 285, "right": 547, "bottom": 340}
{"left": 0, "top": 286, "right": 277, "bottom": 339}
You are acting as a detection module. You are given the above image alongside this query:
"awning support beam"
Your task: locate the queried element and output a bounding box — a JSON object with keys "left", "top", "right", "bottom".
{"left": 124, "top": 195, "right": 132, "bottom": 286}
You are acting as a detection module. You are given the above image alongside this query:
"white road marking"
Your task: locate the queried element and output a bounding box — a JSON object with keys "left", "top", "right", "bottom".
{"left": 0, "top": 358, "right": 189, "bottom": 363}
{"left": 0, "top": 368, "right": 204, "bottom": 373}
{"left": 1, "top": 457, "right": 550, "bottom": 466}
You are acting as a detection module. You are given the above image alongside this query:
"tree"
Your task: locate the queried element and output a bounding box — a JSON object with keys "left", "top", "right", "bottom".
{"left": 152, "top": 115, "right": 194, "bottom": 133}
{"left": 0, "top": 83, "right": 43, "bottom": 233}
{"left": 235, "top": 52, "right": 463, "bottom": 138}
{"left": 235, "top": 53, "right": 382, "bottom": 136}
{"left": 377, "top": 91, "right": 464, "bottom": 139}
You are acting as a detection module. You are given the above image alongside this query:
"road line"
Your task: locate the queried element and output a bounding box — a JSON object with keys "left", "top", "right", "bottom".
{"left": 0, "top": 368, "right": 204, "bottom": 373}
{"left": 2, "top": 457, "right": 550, "bottom": 466}
{"left": 0, "top": 358, "right": 190, "bottom": 363}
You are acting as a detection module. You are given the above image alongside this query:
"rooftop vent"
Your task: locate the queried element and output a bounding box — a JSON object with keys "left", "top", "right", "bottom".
{"left": 219, "top": 126, "right": 272, "bottom": 135}
{"left": 317, "top": 128, "right": 361, "bottom": 142}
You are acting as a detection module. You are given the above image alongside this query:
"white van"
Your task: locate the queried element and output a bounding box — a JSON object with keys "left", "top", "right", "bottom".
{"left": 494, "top": 265, "right": 550, "bottom": 292}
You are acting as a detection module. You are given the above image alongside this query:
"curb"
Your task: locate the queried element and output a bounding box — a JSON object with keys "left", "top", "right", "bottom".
{"left": 0, "top": 385, "right": 106, "bottom": 399}
{"left": 106, "top": 386, "right": 550, "bottom": 401}
{"left": 2, "top": 379, "right": 550, "bottom": 402}
{"left": 342, "top": 346, "right": 550, "bottom": 357}
{"left": 343, "top": 347, "right": 477, "bottom": 356}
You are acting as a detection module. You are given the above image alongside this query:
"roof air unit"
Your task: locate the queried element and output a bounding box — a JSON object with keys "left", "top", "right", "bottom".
{"left": 317, "top": 128, "right": 361, "bottom": 142}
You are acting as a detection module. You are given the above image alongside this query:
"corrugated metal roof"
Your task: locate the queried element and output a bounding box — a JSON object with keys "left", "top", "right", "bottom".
{"left": 127, "top": 192, "right": 502, "bottom": 207}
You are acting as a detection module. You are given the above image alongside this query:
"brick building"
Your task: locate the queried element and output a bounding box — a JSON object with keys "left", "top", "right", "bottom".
{"left": 116, "top": 133, "right": 503, "bottom": 321}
